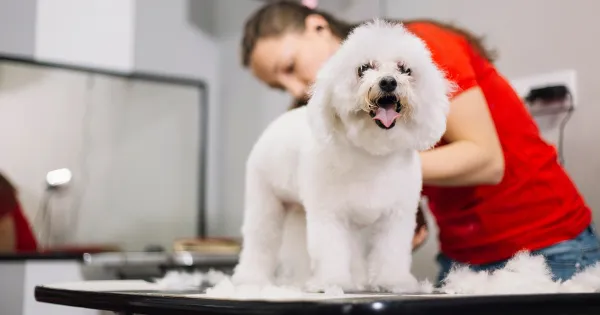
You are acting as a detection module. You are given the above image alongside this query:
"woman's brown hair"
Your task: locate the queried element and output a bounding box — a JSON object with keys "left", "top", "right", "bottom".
{"left": 241, "top": 1, "right": 497, "bottom": 109}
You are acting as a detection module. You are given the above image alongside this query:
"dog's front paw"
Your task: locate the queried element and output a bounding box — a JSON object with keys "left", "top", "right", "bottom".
{"left": 370, "top": 274, "right": 420, "bottom": 294}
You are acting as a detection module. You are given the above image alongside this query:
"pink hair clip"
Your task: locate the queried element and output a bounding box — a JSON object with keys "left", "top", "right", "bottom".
{"left": 302, "top": 0, "right": 318, "bottom": 9}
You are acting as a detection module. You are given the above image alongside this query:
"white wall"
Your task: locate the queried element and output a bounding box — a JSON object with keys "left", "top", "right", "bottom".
{"left": 34, "top": 0, "right": 136, "bottom": 72}
{"left": 134, "top": 0, "right": 221, "bottom": 237}
{"left": 0, "top": 0, "right": 36, "bottom": 57}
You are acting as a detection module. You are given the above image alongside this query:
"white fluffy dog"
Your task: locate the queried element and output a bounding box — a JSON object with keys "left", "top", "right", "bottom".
{"left": 232, "top": 20, "right": 453, "bottom": 293}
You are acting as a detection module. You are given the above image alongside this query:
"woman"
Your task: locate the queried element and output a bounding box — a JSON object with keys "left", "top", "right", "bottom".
{"left": 0, "top": 172, "right": 38, "bottom": 252}
{"left": 240, "top": 1, "right": 599, "bottom": 283}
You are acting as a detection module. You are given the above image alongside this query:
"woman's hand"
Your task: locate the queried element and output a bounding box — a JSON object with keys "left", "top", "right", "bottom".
{"left": 421, "top": 86, "right": 505, "bottom": 186}
{"left": 412, "top": 225, "right": 428, "bottom": 251}
{"left": 412, "top": 205, "right": 429, "bottom": 251}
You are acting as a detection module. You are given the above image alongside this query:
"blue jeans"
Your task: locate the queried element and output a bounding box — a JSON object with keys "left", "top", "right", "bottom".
{"left": 437, "top": 225, "right": 600, "bottom": 285}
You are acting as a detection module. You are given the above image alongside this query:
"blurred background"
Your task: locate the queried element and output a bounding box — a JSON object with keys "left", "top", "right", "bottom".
{"left": 0, "top": 0, "right": 598, "bottom": 313}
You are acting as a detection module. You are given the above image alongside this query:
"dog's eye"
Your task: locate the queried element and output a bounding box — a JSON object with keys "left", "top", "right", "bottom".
{"left": 398, "top": 63, "right": 412, "bottom": 76}
{"left": 357, "top": 63, "right": 372, "bottom": 78}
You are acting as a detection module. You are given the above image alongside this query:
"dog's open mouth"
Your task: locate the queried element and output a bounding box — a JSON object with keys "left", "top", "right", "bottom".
{"left": 369, "top": 95, "right": 403, "bottom": 130}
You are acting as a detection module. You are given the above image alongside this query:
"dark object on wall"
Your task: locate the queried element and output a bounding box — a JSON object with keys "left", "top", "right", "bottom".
{"left": 525, "top": 85, "right": 571, "bottom": 106}
{"left": 524, "top": 84, "right": 574, "bottom": 166}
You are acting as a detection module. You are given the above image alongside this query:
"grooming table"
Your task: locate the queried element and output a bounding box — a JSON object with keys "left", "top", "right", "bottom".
{"left": 35, "top": 280, "right": 600, "bottom": 315}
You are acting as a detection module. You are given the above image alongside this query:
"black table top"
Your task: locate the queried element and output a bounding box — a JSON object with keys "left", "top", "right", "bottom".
{"left": 34, "top": 280, "right": 600, "bottom": 315}
{"left": 0, "top": 252, "right": 86, "bottom": 261}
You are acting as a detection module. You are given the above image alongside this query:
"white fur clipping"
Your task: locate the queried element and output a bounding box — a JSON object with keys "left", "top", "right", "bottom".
{"left": 418, "top": 278, "right": 435, "bottom": 294}
{"left": 155, "top": 252, "right": 600, "bottom": 299}
{"left": 206, "top": 278, "right": 305, "bottom": 300}
{"left": 562, "top": 263, "right": 600, "bottom": 293}
{"left": 154, "top": 269, "right": 344, "bottom": 300}
{"left": 438, "top": 251, "right": 600, "bottom": 295}
{"left": 155, "top": 270, "right": 206, "bottom": 290}
{"left": 155, "top": 269, "right": 229, "bottom": 291}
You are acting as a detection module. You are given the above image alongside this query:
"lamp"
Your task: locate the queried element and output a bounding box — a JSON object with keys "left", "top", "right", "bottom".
{"left": 45, "top": 168, "right": 72, "bottom": 190}
{"left": 36, "top": 168, "right": 73, "bottom": 249}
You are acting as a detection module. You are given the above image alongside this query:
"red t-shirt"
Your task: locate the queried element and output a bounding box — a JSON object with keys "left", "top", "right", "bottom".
{"left": 0, "top": 191, "right": 38, "bottom": 252}
{"left": 406, "top": 22, "right": 591, "bottom": 264}
{"left": 10, "top": 204, "right": 38, "bottom": 252}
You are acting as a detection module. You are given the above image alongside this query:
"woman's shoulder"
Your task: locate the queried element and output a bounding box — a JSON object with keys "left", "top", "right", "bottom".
{"left": 403, "top": 20, "right": 466, "bottom": 44}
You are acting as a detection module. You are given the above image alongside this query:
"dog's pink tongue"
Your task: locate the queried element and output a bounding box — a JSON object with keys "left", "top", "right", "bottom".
{"left": 373, "top": 107, "right": 400, "bottom": 128}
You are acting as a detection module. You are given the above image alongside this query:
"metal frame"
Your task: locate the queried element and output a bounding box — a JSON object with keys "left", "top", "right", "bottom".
{"left": 0, "top": 53, "right": 209, "bottom": 238}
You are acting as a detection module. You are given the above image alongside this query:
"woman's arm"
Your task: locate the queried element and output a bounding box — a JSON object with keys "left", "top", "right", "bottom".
{"left": 421, "top": 86, "right": 505, "bottom": 186}
{"left": 0, "top": 214, "right": 15, "bottom": 252}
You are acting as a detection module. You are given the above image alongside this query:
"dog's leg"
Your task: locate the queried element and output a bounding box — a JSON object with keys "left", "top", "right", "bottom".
{"left": 275, "top": 207, "right": 311, "bottom": 286}
{"left": 368, "top": 211, "right": 419, "bottom": 293}
{"left": 350, "top": 226, "right": 368, "bottom": 291}
{"left": 232, "top": 171, "right": 284, "bottom": 286}
{"left": 304, "top": 211, "right": 354, "bottom": 292}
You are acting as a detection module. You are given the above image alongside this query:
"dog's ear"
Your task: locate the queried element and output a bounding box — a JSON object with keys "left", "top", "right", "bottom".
{"left": 306, "top": 78, "right": 338, "bottom": 143}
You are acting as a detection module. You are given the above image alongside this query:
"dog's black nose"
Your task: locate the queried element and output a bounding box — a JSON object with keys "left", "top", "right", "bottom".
{"left": 379, "top": 76, "right": 397, "bottom": 93}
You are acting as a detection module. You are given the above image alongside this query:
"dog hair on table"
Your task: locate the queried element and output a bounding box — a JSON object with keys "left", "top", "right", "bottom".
{"left": 162, "top": 251, "right": 600, "bottom": 298}
{"left": 232, "top": 19, "right": 453, "bottom": 293}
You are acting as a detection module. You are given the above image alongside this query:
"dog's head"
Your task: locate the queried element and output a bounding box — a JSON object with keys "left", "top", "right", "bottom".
{"left": 307, "top": 20, "right": 454, "bottom": 155}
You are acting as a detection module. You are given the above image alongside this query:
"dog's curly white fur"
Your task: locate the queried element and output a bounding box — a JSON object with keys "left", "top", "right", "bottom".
{"left": 233, "top": 20, "right": 453, "bottom": 293}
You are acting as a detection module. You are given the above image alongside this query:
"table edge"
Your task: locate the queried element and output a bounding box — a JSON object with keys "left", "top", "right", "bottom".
{"left": 34, "top": 285, "right": 600, "bottom": 315}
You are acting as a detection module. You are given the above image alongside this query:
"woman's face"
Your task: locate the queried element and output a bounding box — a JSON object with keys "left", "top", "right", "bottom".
{"left": 249, "top": 15, "right": 341, "bottom": 101}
